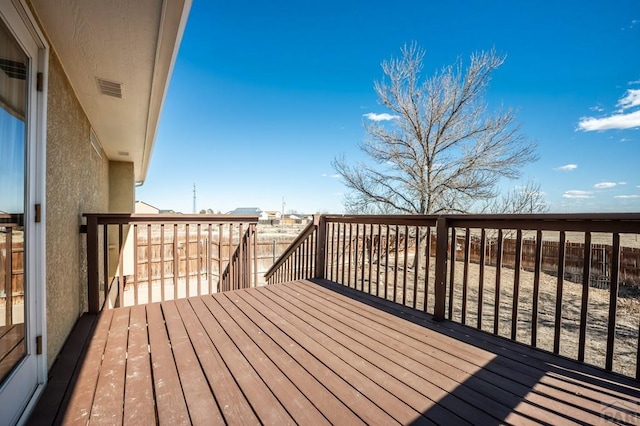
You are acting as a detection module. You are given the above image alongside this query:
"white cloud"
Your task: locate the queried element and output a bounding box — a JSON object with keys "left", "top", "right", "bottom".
{"left": 589, "top": 105, "right": 604, "bottom": 112}
{"left": 578, "top": 89, "right": 640, "bottom": 131}
{"left": 618, "top": 89, "right": 640, "bottom": 110}
{"left": 630, "top": 79, "right": 640, "bottom": 85}
{"left": 594, "top": 182, "right": 617, "bottom": 189}
{"left": 618, "top": 182, "right": 628, "bottom": 185}
{"left": 562, "top": 190, "right": 594, "bottom": 199}
{"left": 614, "top": 195, "right": 640, "bottom": 199}
{"left": 321, "top": 173, "right": 341, "bottom": 178}
{"left": 363, "top": 112, "right": 399, "bottom": 121}
{"left": 577, "top": 109, "right": 640, "bottom": 131}
{"left": 554, "top": 164, "right": 578, "bottom": 171}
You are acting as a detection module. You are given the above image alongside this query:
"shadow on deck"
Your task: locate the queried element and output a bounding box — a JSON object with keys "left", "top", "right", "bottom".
{"left": 28, "top": 279, "right": 640, "bottom": 425}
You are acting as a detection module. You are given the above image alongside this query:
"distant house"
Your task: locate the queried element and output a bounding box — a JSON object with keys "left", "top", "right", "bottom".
{"left": 227, "top": 207, "right": 262, "bottom": 216}
{"left": 134, "top": 200, "right": 160, "bottom": 214}
{"left": 282, "top": 214, "right": 303, "bottom": 225}
{"left": 260, "top": 210, "right": 282, "bottom": 225}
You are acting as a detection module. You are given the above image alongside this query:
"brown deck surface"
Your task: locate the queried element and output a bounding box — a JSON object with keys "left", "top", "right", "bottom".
{"left": 30, "top": 279, "right": 640, "bottom": 425}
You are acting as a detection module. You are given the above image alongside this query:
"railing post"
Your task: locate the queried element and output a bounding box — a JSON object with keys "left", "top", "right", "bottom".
{"left": 433, "top": 216, "right": 448, "bottom": 322}
{"left": 314, "top": 215, "right": 327, "bottom": 279}
{"left": 86, "top": 215, "right": 100, "bottom": 313}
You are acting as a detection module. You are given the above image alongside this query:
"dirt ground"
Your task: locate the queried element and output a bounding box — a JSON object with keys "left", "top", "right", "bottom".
{"left": 329, "top": 254, "right": 640, "bottom": 378}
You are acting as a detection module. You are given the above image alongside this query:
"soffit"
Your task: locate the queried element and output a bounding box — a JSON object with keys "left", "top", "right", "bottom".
{"left": 29, "top": 0, "right": 190, "bottom": 182}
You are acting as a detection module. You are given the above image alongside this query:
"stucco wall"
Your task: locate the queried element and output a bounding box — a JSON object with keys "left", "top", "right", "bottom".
{"left": 45, "top": 50, "right": 109, "bottom": 367}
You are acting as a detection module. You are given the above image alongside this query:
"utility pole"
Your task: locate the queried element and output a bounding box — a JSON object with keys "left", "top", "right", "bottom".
{"left": 193, "top": 183, "right": 196, "bottom": 214}
{"left": 281, "top": 196, "right": 286, "bottom": 228}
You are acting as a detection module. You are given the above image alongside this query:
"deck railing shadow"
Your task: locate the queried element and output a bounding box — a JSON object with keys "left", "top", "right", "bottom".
{"left": 265, "top": 213, "right": 640, "bottom": 381}
{"left": 312, "top": 278, "right": 640, "bottom": 424}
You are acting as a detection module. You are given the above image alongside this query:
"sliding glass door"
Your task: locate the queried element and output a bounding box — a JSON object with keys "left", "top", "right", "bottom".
{"left": 0, "top": 1, "right": 46, "bottom": 424}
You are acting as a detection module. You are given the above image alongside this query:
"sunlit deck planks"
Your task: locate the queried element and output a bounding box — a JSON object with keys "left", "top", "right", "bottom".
{"left": 29, "top": 279, "right": 640, "bottom": 425}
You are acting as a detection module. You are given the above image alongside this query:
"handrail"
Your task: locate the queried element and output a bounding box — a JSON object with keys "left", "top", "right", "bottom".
{"left": 220, "top": 223, "right": 258, "bottom": 291}
{"left": 264, "top": 218, "right": 318, "bottom": 282}
{"left": 83, "top": 213, "right": 259, "bottom": 312}
{"left": 265, "top": 212, "right": 640, "bottom": 379}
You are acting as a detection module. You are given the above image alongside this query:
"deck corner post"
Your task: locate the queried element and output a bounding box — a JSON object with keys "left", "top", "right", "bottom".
{"left": 314, "top": 215, "right": 327, "bottom": 280}
{"left": 433, "top": 216, "right": 448, "bottom": 322}
{"left": 86, "top": 215, "right": 100, "bottom": 313}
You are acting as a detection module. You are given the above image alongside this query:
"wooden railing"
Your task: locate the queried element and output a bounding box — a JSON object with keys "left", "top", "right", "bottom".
{"left": 1, "top": 224, "right": 23, "bottom": 327}
{"left": 264, "top": 217, "right": 322, "bottom": 284}
{"left": 220, "top": 223, "right": 258, "bottom": 292}
{"left": 83, "top": 214, "right": 259, "bottom": 312}
{"left": 265, "top": 213, "right": 640, "bottom": 379}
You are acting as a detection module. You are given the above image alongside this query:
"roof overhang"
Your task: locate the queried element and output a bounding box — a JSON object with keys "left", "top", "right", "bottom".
{"left": 29, "top": 0, "right": 191, "bottom": 183}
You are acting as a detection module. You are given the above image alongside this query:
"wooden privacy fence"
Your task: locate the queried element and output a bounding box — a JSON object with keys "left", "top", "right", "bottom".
{"left": 264, "top": 213, "right": 640, "bottom": 380}
{"left": 83, "top": 214, "right": 259, "bottom": 312}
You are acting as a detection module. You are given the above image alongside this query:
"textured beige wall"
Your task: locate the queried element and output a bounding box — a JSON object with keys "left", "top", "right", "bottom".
{"left": 109, "top": 161, "right": 134, "bottom": 213}
{"left": 107, "top": 161, "right": 134, "bottom": 278}
{"left": 45, "top": 51, "right": 109, "bottom": 367}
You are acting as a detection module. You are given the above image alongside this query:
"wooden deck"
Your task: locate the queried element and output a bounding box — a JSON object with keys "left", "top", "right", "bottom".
{"left": 29, "top": 279, "right": 640, "bottom": 425}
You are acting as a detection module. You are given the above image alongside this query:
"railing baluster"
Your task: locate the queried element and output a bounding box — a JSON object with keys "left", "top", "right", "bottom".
{"left": 172, "top": 224, "right": 178, "bottom": 297}
{"left": 531, "top": 230, "right": 543, "bottom": 347}
{"left": 133, "top": 224, "right": 139, "bottom": 306}
{"left": 393, "top": 225, "right": 399, "bottom": 303}
{"left": 368, "top": 224, "right": 374, "bottom": 295}
{"left": 347, "top": 223, "right": 353, "bottom": 288}
{"left": 477, "top": 228, "right": 486, "bottom": 329}
{"left": 494, "top": 229, "right": 503, "bottom": 335}
{"left": 403, "top": 225, "right": 409, "bottom": 306}
{"left": 578, "top": 232, "right": 592, "bottom": 362}
{"left": 361, "top": 224, "right": 367, "bottom": 291}
{"left": 423, "top": 226, "right": 431, "bottom": 313}
{"left": 118, "top": 224, "right": 124, "bottom": 308}
{"left": 448, "top": 227, "right": 457, "bottom": 319}
{"left": 461, "top": 229, "right": 470, "bottom": 324}
{"left": 147, "top": 224, "right": 152, "bottom": 303}
{"left": 160, "top": 224, "right": 166, "bottom": 301}
{"left": 412, "top": 225, "right": 420, "bottom": 309}
{"left": 3, "top": 226, "right": 12, "bottom": 324}
{"left": 384, "top": 224, "right": 390, "bottom": 300}
{"left": 207, "top": 224, "right": 212, "bottom": 294}
{"left": 330, "top": 222, "right": 335, "bottom": 281}
{"left": 197, "top": 224, "right": 202, "bottom": 296}
{"left": 433, "top": 217, "right": 448, "bottom": 321}
{"left": 553, "top": 231, "right": 566, "bottom": 354}
{"left": 511, "top": 230, "right": 523, "bottom": 341}
{"left": 605, "top": 233, "right": 621, "bottom": 371}
{"left": 375, "top": 224, "right": 381, "bottom": 297}
{"left": 354, "top": 224, "right": 360, "bottom": 290}
{"left": 341, "top": 223, "right": 346, "bottom": 285}
{"left": 187, "top": 224, "right": 193, "bottom": 295}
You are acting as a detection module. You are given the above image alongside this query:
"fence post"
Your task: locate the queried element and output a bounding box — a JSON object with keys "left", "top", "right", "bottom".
{"left": 86, "top": 215, "right": 100, "bottom": 313}
{"left": 433, "top": 216, "right": 448, "bottom": 322}
{"left": 314, "top": 215, "right": 327, "bottom": 279}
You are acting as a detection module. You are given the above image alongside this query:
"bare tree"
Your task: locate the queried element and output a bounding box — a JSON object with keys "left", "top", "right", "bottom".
{"left": 481, "top": 180, "right": 548, "bottom": 215}
{"left": 333, "top": 42, "right": 540, "bottom": 214}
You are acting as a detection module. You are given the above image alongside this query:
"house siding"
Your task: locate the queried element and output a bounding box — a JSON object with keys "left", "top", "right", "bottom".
{"left": 45, "top": 50, "right": 109, "bottom": 367}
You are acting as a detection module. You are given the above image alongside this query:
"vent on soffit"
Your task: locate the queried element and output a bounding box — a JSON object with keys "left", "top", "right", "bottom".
{"left": 96, "top": 77, "right": 123, "bottom": 98}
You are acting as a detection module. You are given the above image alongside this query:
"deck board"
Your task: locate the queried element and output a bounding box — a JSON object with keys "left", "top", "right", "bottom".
{"left": 123, "top": 305, "right": 155, "bottom": 424}
{"left": 147, "top": 302, "right": 190, "bottom": 425}
{"left": 292, "top": 281, "right": 610, "bottom": 424}
{"left": 28, "top": 279, "right": 640, "bottom": 425}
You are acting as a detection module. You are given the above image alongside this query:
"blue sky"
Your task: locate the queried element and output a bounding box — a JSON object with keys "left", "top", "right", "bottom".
{"left": 137, "top": 0, "right": 640, "bottom": 214}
